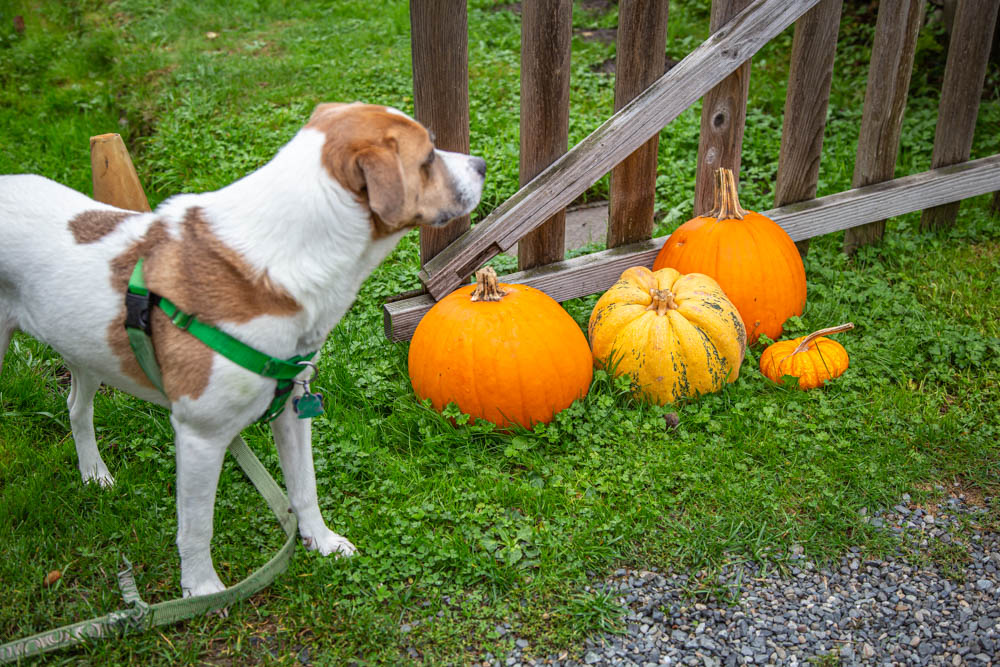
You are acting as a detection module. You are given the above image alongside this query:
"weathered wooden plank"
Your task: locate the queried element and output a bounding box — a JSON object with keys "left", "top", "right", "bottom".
{"left": 842, "top": 0, "right": 925, "bottom": 255}
{"left": 920, "top": 0, "right": 999, "bottom": 231}
{"left": 90, "top": 133, "right": 151, "bottom": 212}
{"left": 774, "top": 0, "right": 843, "bottom": 256}
{"left": 387, "top": 153, "right": 1000, "bottom": 341}
{"left": 606, "top": 0, "right": 669, "bottom": 248}
{"left": 410, "top": 0, "right": 471, "bottom": 265}
{"left": 419, "top": 0, "right": 824, "bottom": 299}
{"left": 517, "top": 0, "right": 572, "bottom": 270}
{"left": 693, "top": 0, "right": 752, "bottom": 216}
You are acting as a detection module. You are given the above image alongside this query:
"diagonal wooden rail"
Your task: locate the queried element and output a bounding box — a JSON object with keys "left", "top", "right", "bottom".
{"left": 386, "top": 153, "right": 1000, "bottom": 341}
{"left": 418, "top": 0, "right": 824, "bottom": 300}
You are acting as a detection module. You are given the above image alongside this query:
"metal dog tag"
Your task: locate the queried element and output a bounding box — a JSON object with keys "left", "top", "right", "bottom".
{"left": 293, "top": 391, "right": 325, "bottom": 419}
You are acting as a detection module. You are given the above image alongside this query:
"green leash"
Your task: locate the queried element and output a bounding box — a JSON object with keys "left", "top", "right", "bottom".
{"left": 0, "top": 437, "right": 298, "bottom": 664}
{"left": 1, "top": 258, "right": 321, "bottom": 662}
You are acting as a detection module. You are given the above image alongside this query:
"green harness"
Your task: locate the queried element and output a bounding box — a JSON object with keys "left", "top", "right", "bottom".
{"left": 0, "top": 258, "right": 323, "bottom": 662}
{"left": 124, "top": 258, "right": 323, "bottom": 422}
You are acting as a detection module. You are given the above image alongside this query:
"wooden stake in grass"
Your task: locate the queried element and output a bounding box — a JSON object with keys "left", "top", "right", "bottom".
{"left": 90, "top": 133, "right": 151, "bottom": 212}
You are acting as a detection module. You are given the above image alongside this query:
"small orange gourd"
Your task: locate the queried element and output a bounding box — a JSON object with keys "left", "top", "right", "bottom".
{"left": 759, "top": 323, "right": 854, "bottom": 389}
{"left": 653, "top": 168, "right": 807, "bottom": 344}
{"left": 408, "top": 266, "right": 593, "bottom": 428}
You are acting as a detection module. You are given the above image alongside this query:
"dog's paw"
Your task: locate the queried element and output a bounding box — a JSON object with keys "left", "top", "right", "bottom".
{"left": 181, "top": 574, "right": 227, "bottom": 598}
{"left": 302, "top": 529, "right": 357, "bottom": 558}
{"left": 81, "top": 466, "right": 114, "bottom": 488}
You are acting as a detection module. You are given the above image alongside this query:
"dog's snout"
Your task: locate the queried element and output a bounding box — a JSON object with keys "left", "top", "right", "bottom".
{"left": 472, "top": 157, "right": 486, "bottom": 178}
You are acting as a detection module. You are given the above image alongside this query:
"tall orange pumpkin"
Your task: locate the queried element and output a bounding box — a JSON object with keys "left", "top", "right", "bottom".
{"left": 653, "top": 168, "right": 806, "bottom": 344}
{"left": 408, "top": 266, "right": 593, "bottom": 429}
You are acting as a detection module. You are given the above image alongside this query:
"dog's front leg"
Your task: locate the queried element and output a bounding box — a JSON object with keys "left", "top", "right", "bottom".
{"left": 173, "top": 418, "right": 229, "bottom": 597}
{"left": 272, "top": 390, "right": 356, "bottom": 558}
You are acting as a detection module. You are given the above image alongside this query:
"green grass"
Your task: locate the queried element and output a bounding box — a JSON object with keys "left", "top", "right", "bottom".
{"left": 2, "top": 0, "right": 999, "bottom": 663}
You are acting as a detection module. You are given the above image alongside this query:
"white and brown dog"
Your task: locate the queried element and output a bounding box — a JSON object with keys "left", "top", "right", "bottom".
{"left": 0, "top": 103, "right": 485, "bottom": 597}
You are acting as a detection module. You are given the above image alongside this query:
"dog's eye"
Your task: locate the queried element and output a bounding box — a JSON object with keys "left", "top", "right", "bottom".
{"left": 421, "top": 152, "right": 435, "bottom": 177}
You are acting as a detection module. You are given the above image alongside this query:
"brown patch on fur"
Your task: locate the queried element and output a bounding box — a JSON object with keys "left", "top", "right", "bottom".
{"left": 107, "top": 209, "right": 301, "bottom": 401}
{"left": 69, "top": 210, "right": 133, "bottom": 244}
{"left": 107, "top": 220, "right": 171, "bottom": 392}
{"left": 306, "top": 103, "right": 463, "bottom": 239}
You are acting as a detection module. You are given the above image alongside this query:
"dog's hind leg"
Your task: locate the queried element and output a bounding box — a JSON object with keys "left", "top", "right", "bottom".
{"left": 0, "top": 318, "right": 14, "bottom": 376}
{"left": 271, "top": 386, "right": 356, "bottom": 558}
{"left": 66, "top": 365, "right": 114, "bottom": 487}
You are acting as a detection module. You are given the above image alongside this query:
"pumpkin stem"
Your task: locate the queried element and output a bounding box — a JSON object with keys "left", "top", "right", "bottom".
{"left": 708, "top": 168, "right": 749, "bottom": 221}
{"left": 470, "top": 266, "right": 508, "bottom": 302}
{"left": 646, "top": 289, "right": 679, "bottom": 316}
{"left": 791, "top": 322, "right": 854, "bottom": 355}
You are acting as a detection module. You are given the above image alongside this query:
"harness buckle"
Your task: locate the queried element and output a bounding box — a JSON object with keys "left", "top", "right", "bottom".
{"left": 124, "top": 289, "right": 153, "bottom": 335}
{"left": 171, "top": 310, "right": 194, "bottom": 331}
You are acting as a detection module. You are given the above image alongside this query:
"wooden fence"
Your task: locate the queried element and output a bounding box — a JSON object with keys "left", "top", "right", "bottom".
{"left": 384, "top": 0, "right": 1000, "bottom": 341}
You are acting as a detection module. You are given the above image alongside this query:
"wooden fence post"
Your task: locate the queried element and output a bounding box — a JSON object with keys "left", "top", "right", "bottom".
{"left": 517, "top": 0, "right": 572, "bottom": 271}
{"left": 410, "top": 0, "right": 471, "bottom": 266}
{"left": 606, "top": 0, "right": 669, "bottom": 249}
{"left": 920, "top": 0, "right": 999, "bottom": 231}
{"left": 774, "top": 0, "right": 843, "bottom": 257}
{"left": 693, "top": 0, "right": 752, "bottom": 216}
{"left": 90, "top": 133, "right": 151, "bottom": 212}
{"left": 842, "top": 0, "right": 925, "bottom": 255}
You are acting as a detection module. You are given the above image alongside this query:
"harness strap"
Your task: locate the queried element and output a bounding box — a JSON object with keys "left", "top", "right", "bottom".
{"left": 125, "top": 259, "right": 315, "bottom": 422}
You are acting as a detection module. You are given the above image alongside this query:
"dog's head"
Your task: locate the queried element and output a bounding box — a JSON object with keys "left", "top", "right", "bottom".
{"left": 306, "top": 102, "right": 486, "bottom": 236}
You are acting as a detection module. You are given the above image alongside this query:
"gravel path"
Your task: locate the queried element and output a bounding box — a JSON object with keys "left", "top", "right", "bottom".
{"left": 493, "top": 488, "right": 999, "bottom": 667}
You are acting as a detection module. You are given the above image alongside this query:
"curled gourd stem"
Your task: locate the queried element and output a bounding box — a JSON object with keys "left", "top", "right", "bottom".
{"left": 791, "top": 322, "right": 855, "bottom": 355}
{"left": 646, "top": 288, "right": 679, "bottom": 316}
{"left": 709, "top": 168, "right": 749, "bottom": 221}
{"left": 470, "top": 266, "right": 508, "bottom": 302}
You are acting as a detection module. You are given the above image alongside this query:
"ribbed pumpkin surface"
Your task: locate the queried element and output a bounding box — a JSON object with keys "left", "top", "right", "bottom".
{"left": 409, "top": 269, "right": 593, "bottom": 428}
{"left": 759, "top": 323, "right": 853, "bottom": 389}
{"left": 588, "top": 266, "right": 746, "bottom": 404}
{"left": 653, "top": 169, "right": 806, "bottom": 344}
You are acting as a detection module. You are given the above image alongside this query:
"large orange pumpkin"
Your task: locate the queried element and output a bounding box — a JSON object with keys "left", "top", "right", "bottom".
{"left": 408, "top": 266, "right": 593, "bottom": 428}
{"left": 653, "top": 168, "right": 806, "bottom": 344}
{"left": 588, "top": 266, "right": 746, "bottom": 404}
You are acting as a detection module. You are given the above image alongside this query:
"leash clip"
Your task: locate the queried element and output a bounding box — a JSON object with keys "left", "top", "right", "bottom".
{"left": 291, "top": 361, "right": 324, "bottom": 419}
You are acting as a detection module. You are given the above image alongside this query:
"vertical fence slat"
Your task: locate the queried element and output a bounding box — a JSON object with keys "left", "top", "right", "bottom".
{"left": 410, "top": 0, "right": 471, "bottom": 266}
{"left": 517, "top": 0, "right": 573, "bottom": 271}
{"left": 774, "top": 0, "right": 843, "bottom": 257}
{"left": 693, "top": 0, "right": 753, "bottom": 215}
{"left": 920, "top": 0, "right": 1000, "bottom": 231}
{"left": 606, "top": 0, "right": 669, "bottom": 249}
{"left": 842, "top": 0, "right": 925, "bottom": 255}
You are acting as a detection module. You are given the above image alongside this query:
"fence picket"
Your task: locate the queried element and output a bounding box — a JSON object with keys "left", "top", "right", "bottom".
{"left": 693, "top": 0, "right": 752, "bottom": 216}
{"left": 517, "top": 0, "right": 573, "bottom": 270}
{"left": 774, "top": 0, "right": 843, "bottom": 257}
{"left": 606, "top": 0, "right": 669, "bottom": 248}
{"left": 410, "top": 0, "right": 471, "bottom": 265}
{"left": 842, "top": 0, "right": 925, "bottom": 255}
{"left": 920, "top": 0, "right": 1000, "bottom": 231}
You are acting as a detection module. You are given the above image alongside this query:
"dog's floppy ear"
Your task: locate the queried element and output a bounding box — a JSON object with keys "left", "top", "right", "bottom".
{"left": 356, "top": 142, "right": 406, "bottom": 225}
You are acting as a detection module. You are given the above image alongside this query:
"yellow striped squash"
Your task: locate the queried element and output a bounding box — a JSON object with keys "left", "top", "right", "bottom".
{"left": 588, "top": 266, "right": 747, "bottom": 404}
